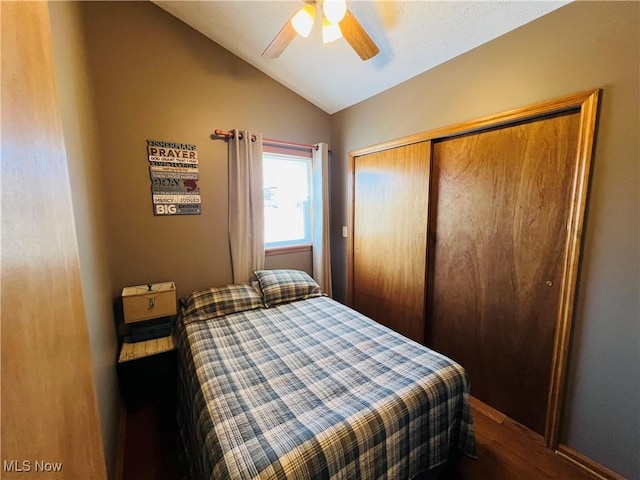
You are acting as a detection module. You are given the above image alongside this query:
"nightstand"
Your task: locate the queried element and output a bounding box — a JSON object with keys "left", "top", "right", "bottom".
{"left": 117, "top": 333, "right": 177, "bottom": 408}
{"left": 115, "top": 282, "right": 178, "bottom": 409}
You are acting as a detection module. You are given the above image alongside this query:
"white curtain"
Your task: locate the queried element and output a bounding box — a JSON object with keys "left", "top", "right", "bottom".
{"left": 228, "top": 130, "right": 264, "bottom": 283}
{"left": 312, "top": 142, "right": 333, "bottom": 296}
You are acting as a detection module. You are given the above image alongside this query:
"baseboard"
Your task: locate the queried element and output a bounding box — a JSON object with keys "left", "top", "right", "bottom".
{"left": 469, "top": 395, "right": 507, "bottom": 424}
{"left": 114, "top": 403, "right": 128, "bottom": 480}
{"left": 556, "top": 444, "right": 626, "bottom": 480}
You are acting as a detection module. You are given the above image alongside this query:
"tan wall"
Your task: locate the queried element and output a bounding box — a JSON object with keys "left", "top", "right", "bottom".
{"left": 265, "top": 251, "right": 312, "bottom": 274}
{"left": 79, "top": 1, "right": 331, "bottom": 301}
{"left": 48, "top": 3, "right": 121, "bottom": 478}
{"left": 331, "top": 2, "right": 639, "bottom": 478}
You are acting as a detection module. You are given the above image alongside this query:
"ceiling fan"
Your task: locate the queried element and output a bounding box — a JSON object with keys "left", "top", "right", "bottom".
{"left": 262, "top": 0, "right": 379, "bottom": 61}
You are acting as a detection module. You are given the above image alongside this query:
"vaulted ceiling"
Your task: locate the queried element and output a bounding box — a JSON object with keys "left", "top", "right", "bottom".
{"left": 153, "top": 1, "right": 570, "bottom": 114}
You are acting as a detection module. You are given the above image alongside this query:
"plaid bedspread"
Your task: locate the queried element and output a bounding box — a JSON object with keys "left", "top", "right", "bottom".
{"left": 177, "top": 296, "right": 476, "bottom": 480}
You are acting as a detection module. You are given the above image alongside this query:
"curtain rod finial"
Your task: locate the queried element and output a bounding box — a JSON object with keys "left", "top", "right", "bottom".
{"left": 214, "top": 129, "right": 233, "bottom": 139}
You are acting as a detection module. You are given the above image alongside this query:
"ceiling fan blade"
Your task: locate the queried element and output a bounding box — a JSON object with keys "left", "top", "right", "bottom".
{"left": 339, "top": 9, "right": 379, "bottom": 61}
{"left": 262, "top": 17, "right": 297, "bottom": 58}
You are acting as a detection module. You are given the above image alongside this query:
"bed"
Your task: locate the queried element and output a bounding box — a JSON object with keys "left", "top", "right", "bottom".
{"left": 176, "top": 269, "right": 476, "bottom": 480}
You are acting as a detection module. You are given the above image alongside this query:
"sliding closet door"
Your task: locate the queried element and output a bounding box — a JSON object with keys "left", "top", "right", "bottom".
{"left": 426, "top": 112, "right": 580, "bottom": 435}
{"left": 351, "top": 142, "right": 430, "bottom": 343}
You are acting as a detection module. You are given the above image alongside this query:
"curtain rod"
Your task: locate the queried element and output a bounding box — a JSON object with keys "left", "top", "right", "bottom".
{"left": 213, "top": 129, "right": 321, "bottom": 152}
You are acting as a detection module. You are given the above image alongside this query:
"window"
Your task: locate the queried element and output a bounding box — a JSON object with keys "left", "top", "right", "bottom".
{"left": 263, "top": 152, "right": 312, "bottom": 249}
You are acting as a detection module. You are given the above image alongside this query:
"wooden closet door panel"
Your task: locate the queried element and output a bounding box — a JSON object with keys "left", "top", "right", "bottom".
{"left": 427, "top": 113, "right": 580, "bottom": 435}
{"left": 1, "top": 2, "right": 106, "bottom": 476}
{"left": 352, "top": 142, "right": 430, "bottom": 343}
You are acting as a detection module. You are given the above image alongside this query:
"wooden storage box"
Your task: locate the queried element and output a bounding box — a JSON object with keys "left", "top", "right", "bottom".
{"left": 122, "top": 282, "right": 176, "bottom": 323}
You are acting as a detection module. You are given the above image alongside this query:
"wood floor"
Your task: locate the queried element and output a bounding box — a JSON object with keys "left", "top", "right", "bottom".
{"left": 439, "top": 397, "right": 596, "bottom": 480}
{"left": 120, "top": 397, "right": 179, "bottom": 480}
{"left": 120, "top": 396, "right": 597, "bottom": 480}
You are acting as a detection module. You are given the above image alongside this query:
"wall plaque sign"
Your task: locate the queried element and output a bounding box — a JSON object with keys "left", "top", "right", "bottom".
{"left": 147, "top": 140, "right": 201, "bottom": 215}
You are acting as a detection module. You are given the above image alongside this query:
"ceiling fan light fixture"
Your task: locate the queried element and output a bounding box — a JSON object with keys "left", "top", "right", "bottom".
{"left": 263, "top": 0, "right": 379, "bottom": 61}
{"left": 291, "top": 5, "right": 316, "bottom": 38}
{"left": 322, "top": 17, "right": 342, "bottom": 44}
{"left": 323, "top": 0, "right": 347, "bottom": 24}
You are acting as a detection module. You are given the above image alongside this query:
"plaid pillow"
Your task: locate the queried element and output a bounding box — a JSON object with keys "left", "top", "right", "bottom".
{"left": 182, "top": 283, "right": 264, "bottom": 323}
{"left": 254, "top": 269, "right": 325, "bottom": 308}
